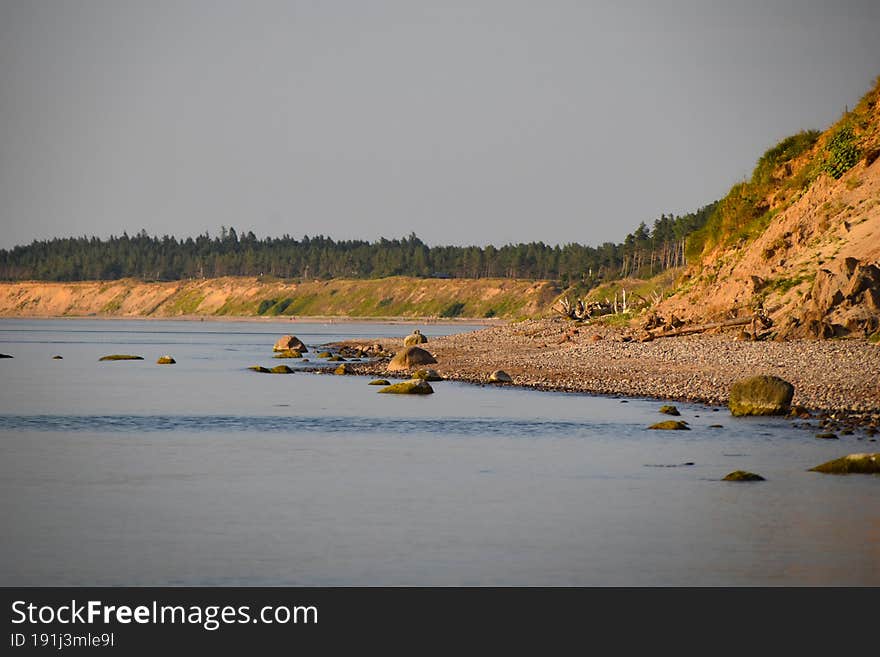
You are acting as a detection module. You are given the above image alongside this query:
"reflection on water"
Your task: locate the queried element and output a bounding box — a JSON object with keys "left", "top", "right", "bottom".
{"left": 0, "top": 319, "right": 878, "bottom": 586}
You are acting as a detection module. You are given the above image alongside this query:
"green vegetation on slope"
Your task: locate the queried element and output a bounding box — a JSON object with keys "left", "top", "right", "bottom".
{"left": 687, "top": 75, "right": 880, "bottom": 261}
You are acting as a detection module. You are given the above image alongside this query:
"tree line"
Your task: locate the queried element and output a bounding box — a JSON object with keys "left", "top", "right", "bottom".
{"left": 0, "top": 202, "right": 716, "bottom": 284}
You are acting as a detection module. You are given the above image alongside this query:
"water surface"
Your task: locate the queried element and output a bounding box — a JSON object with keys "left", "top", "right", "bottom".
{"left": 1, "top": 318, "right": 877, "bottom": 586}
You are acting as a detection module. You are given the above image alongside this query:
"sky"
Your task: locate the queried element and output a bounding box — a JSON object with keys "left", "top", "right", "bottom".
{"left": 1, "top": 0, "right": 878, "bottom": 250}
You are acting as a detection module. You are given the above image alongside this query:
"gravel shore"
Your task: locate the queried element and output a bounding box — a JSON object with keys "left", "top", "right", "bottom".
{"left": 331, "top": 318, "right": 880, "bottom": 425}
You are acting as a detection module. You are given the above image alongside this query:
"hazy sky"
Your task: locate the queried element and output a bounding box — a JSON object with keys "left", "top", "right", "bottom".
{"left": 1, "top": 1, "right": 878, "bottom": 250}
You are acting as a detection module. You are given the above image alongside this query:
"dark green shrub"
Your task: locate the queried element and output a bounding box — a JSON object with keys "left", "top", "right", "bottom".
{"left": 823, "top": 125, "right": 860, "bottom": 179}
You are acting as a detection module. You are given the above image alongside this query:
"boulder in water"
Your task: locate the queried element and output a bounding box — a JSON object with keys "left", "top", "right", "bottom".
{"left": 658, "top": 405, "right": 680, "bottom": 416}
{"left": 378, "top": 379, "right": 434, "bottom": 395}
{"left": 273, "top": 335, "right": 308, "bottom": 353}
{"left": 722, "top": 470, "right": 765, "bottom": 482}
{"left": 273, "top": 349, "right": 302, "bottom": 359}
{"left": 270, "top": 364, "right": 294, "bottom": 374}
{"left": 368, "top": 379, "right": 390, "bottom": 386}
{"left": 156, "top": 355, "right": 176, "bottom": 364}
{"left": 99, "top": 354, "right": 143, "bottom": 361}
{"left": 648, "top": 420, "right": 690, "bottom": 430}
{"left": 248, "top": 365, "right": 271, "bottom": 373}
{"left": 334, "top": 363, "right": 351, "bottom": 375}
{"left": 809, "top": 453, "right": 880, "bottom": 474}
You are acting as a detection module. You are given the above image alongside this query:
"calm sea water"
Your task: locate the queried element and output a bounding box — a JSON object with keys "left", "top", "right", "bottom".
{"left": 1, "top": 318, "right": 878, "bottom": 586}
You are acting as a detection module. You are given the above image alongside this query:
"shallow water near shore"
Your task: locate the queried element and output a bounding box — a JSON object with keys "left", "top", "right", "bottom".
{"left": 1, "top": 318, "right": 878, "bottom": 586}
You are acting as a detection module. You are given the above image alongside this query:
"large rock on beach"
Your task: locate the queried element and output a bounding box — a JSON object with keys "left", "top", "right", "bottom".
{"left": 729, "top": 375, "right": 794, "bottom": 416}
{"left": 387, "top": 346, "right": 437, "bottom": 372}
{"left": 273, "top": 335, "right": 308, "bottom": 353}
{"left": 404, "top": 329, "right": 429, "bottom": 346}
{"left": 809, "top": 453, "right": 880, "bottom": 474}
{"left": 489, "top": 370, "right": 512, "bottom": 383}
{"left": 378, "top": 379, "right": 434, "bottom": 395}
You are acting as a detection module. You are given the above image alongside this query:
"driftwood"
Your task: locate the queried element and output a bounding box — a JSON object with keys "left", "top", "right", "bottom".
{"left": 643, "top": 313, "right": 772, "bottom": 340}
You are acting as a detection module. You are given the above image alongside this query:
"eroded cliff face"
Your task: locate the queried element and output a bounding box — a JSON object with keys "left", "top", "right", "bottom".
{"left": 0, "top": 276, "right": 560, "bottom": 320}
{"left": 658, "top": 155, "right": 880, "bottom": 338}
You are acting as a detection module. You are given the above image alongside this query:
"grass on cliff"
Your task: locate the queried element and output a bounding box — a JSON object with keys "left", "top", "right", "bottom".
{"left": 686, "top": 76, "right": 880, "bottom": 262}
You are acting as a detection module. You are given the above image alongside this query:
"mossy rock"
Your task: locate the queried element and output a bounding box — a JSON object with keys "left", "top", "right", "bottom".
{"left": 378, "top": 379, "right": 434, "bottom": 395}
{"left": 248, "top": 365, "right": 271, "bottom": 373}
{"left": 156, "top": 355, "right": 176, "bottom": 364}
{"left": 270, "top": 364, "right": 294, "bottom": 374}
{"left": 99, "top": 354, "right": 144, "bottom": 361}
{"left": 648, "top": 420, "right": 690, "bottom": 430}
{"left": 334, "top": 363, "right": 351, "bottom": 375}
{"left": 368, "top": 379, "right": 390, "bottom": 386}
{"left": 489, "top": 370, "right": 512, "bottom": 383}
{"left": 273, "top": 350, "right": 302, "bottom": 359}
{"left": 815, "top": 432, "right": 839, "bottom": 440}
{"left": 809, "top": 453, "right": 880, "bottom": 474}
{"left": 659, "top": 405, "right": 680, "bottom": 416}
{"left": 327, "top": 355, "right": 346, "bottom": 362}
{"left": 413, "top": 368, "right": 443, "bottom": 381}
{"left": 722, "top": 470, "right": 765, "bottom": 482}
{"left": 317, "top": 351, "right": 333, "bottom": 358}
{"left": 729, "top": 375, "right": 794, "bottom": 416}
{"left": 51, "top": 355, "right": 63, "bottom": 360}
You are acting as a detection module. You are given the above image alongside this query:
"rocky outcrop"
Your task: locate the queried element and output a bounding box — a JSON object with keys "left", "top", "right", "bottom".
{"left": 273, "top": 335, "right": 308, "bottom": 352}
{"left": 729, "top": 375, "right": 794, "bottom": 416}
{"left": 387, "top": 346, "right": 437, "bottom": 372}
{"left": 780, "top": 258, "right": 880, "bottom": 339}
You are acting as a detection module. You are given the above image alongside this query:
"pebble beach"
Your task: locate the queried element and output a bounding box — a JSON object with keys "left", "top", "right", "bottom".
{"left": 334, "top": 318, "right": 880, "bottom": 427}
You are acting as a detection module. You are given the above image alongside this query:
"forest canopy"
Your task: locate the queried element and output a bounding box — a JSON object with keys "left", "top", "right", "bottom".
{"left": 1, "top": 203, "right": 716, "bottom": 285}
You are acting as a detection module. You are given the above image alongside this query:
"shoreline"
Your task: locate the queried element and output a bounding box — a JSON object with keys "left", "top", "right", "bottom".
{"left": 328, "top": 318, "right": 880, "bottom": 431}
{"left": 0, "top": 313, "right": 509, "bottom": 327}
